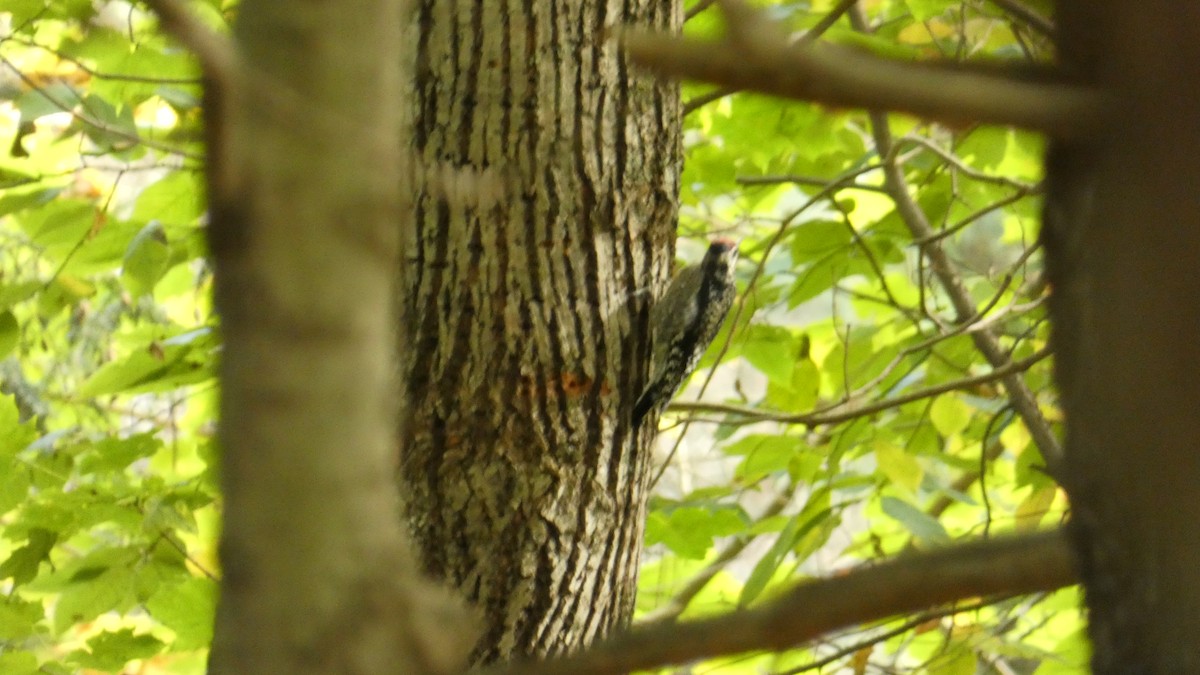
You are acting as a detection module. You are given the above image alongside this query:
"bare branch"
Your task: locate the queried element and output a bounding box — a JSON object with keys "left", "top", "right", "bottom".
{"left": 491, "top": 531, "right": 1076, "bottom": 675}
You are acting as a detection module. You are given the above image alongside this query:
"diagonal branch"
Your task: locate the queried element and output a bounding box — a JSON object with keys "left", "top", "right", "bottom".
{"left": 489, "top": 531, "right": 1076, "bottom": 675}
{"left": 622, "top": 0, "right": 1104, "bottom": 138}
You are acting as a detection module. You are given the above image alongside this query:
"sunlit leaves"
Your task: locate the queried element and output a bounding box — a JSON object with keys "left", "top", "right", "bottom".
{"left": 643, "top": 0, "right": 1062, "bottom": 670}
{"left": 145, "top": 577, "right": 218, "bottom": 650}
{"left": 67, "top": 629, "right": 166, "bottom": 671}
{"left": 122, "top": 221, "right": 172, "bottom": 296}
{"left": 0, "top": 528, "right": 57, "bottom": 586}
{"left": 646, "top": 505, "right": 747, "bottom": 560}
{"left": 741, "top": 488, "right": 835, "bottom": 606}
{"left": 1, "top": 8, "right": 214, "bottom": 671}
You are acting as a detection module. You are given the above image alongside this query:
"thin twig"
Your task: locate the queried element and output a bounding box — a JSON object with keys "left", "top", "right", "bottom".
{"left": 737, "top": 174, "right": 889, "bottom": 193}
{"left": 673, "top": 346, "right": 1051, "bottom": 426}
{"left": 897, "top": 133, "right": 1041, "bottom": 192}
{"left": 4, "top": 35, "right": 202, "bottom": 84}
{"left": 0, "top": 55, "right": 203, "bottom": 160}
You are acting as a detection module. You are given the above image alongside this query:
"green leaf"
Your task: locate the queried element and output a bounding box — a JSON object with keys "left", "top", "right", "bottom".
{"left": 932, "top": 644, "right": 977, "bottom": 675}
{"left": 880, "top": 496, "right": 950, "bottom": 544}
{"left": 78, "top": 342, "right": 213, "bottom": 396}
{"left": 0, "top": 394, "right": 37, "bottom": 458}
{"left": 0, "top": 469, "right": 32, "bottom": 516}
{"left": 5, "top": 0, "right": 51, "bottom": 24}
{"left": 74, "top": 94, "right": 139, "bottom": 152}
{"left": 146, "top": 578, "right": 218, "bottom": 651}
{"left": 1015, "top": 485, "right": 1058, "bottom": 531}
{"left": 741, "top": 489, "right": 832, "bottom": 606}
{"left": 956, "top": 126, "right": 1011, "bottom": 172}
{"left": 0, "top": 528, "right": 58, "bottom": 586}
{"left": 930, "top": 395, "right": 972, "bottom": 438}
{"left": 0, "top": 311, "right": 19, "bottom": 359}
{"left": 875, "top": 441, "right": 923, "bottom": 495}
{"left": 68, "top": 628, "right": 164, "bottom": 671}
{"left": 122, "top": 221, "right": 172, "bottom": 297}
{"left": 740, "top": 324, "right": 796, "bottom": 384}
{"left": 904, "top": 0, "right": 950, "bottom": 21}
{"left": 1032, "top": 626, "right": 1092, "bottom": 674}
{"left": 80, "top": 434, "right": 161, "bottom": 473}
{"left": 0, "top": 281, "right": 41, "bottom": 311}
{"left": 13, "top": 81, "right": 80, "bottom": 121}
{"left": 766, "top": 356, "right": 821, "bottom": 412}
{"left": 0, "top": 650, "right": 39, "bottom": 675}
{"left": 647, "top": 507, "right": 745, "bottom": 560}
{"left": 17, "top": 200, "right": 94, "bottom": 255}
{"left": 790, "top": 220, "right": 852, "bottom": 264}
{"left": 0, "top": 597, "right": 45, "bottom": 640}
{"left": 730, "top": 435, "right": 802, "bottom": 483}
{"left": 0, "top": 183, "right": 62, "bottom": 218}
{"left": 132, "top": 172, "right": 206, "bottom": 224}
{"left": 53, "top": 565, "right": 136, "bottom": 634}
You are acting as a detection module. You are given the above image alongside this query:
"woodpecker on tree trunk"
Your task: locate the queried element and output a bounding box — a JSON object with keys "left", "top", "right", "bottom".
{"left": 633, "top": 238, "right": 739, "bottom": 429}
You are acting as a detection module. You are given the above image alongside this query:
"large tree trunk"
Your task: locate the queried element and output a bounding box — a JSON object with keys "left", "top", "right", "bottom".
{"left": 1046, "top": 3, "right": 1200, "bottom": 672}
{"left": 394, "top": 0, "right": 681, "bottom": 665}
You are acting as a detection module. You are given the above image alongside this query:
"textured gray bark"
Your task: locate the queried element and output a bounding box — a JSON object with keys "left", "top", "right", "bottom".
{"left": 395, "top": 0, "right": 682, "bottom": 664}
{"left": 206, "top": 1, "right": 475, "bottom": 673}
{"left": 1046, "top": 3, "right": 1200, "bottom": 672}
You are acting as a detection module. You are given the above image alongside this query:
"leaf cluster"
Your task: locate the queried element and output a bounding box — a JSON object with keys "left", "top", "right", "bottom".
{"left": 637, "top": 0, "right": 1078, "bottom": 672}
{"left": 1, "top": 5, "right": 222, "bottom": 672}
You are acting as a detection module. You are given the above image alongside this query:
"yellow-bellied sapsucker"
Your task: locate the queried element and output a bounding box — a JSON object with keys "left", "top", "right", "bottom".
{"left": 633, "top": 238, "right": 739, "bottom": 428}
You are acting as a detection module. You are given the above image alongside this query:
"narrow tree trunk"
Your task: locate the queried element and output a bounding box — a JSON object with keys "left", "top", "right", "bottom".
{"left": 395, "top": 0, "right": 681, "bottom": 664}
{"left": 1046, "top": 3, "right": 1200, "bottom": 671}
{"left": 206, "top": 2, "right": 474, "bottom": 672}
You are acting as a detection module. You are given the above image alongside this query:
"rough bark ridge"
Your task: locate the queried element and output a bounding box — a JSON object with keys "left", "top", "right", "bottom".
{"left": 1046, "top": 3, "right": 1200, "bottom": 672}
{"left": 395, "top": 0, "right": 681, "bottom": 664}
